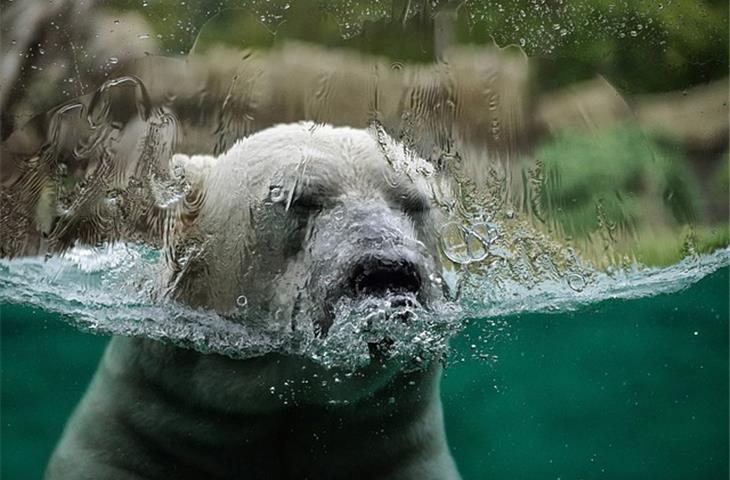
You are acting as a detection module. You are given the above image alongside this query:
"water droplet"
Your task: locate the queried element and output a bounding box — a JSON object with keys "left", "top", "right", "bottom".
{"left": 567, "top": 273, "right": 586, "bottom": 292}
{"left": 440, "top": 221, "right": 491, "bottom": 265}
{"left": 332, "top": 208, "right": 345, "bottom": 221}
{"left": 268, "top": 185, "right": 286, "bottom": 203}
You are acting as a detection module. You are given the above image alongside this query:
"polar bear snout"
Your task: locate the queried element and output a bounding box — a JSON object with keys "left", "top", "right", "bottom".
{"left": 310, "top": 200, "right": 441, "bottom": 306}
{"left": 309, "top": 199, "right": 441, "bottom": 336}
{"left": 348, "top": 254, "right": 422, "bottom": 297}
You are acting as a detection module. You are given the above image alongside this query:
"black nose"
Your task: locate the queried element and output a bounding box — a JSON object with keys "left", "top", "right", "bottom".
{"left": 349, "top": 255, "right": 422, "bottom": 296}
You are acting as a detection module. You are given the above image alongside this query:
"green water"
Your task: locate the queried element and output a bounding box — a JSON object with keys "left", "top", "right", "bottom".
{"left": 2, "top": 267, "right": 728, "bottom": 479}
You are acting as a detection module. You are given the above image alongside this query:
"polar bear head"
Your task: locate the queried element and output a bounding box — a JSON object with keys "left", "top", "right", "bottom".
{"left": 167, "top": 123, "right": 448, "bottom": 351}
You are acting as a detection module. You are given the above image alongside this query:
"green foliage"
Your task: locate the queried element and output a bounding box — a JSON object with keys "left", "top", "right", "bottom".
{"left": 536, "top": 125, "right": 701, "bottom": 238}
{"left": 189, "top": 3, "right": 438, "bottom": 61}
{"left": 107, "top": 1, "right": 728, "bottom": 94}
{"left": 458, "top": 0, "right": 729, "bottom": 94}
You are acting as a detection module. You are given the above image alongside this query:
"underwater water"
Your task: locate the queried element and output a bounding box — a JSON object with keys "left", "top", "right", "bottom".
{"left": 1, "top": 251, "right": 728, "bottom": 479}
{"left": 443, "top": 263, "right": 729, "bottom": 480}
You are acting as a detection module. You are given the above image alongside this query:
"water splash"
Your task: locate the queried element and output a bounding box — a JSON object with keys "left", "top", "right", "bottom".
{"left": 1, "top": 244, "right": 727, "bottom": 370}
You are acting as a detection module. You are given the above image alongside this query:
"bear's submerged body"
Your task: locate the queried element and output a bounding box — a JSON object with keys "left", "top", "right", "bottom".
{"left": 47, "top": 337, "right": 458, "bottom": 479}
{"left": 44, "top": 124, "right": 461, "bottom": 479}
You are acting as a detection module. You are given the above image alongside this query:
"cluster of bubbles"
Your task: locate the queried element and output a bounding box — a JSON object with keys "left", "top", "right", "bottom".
{"left": 302, "top": 293, "right": 460, "bottom": 371}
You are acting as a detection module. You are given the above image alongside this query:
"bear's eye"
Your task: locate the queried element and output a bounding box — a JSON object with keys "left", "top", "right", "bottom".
{"left": 290, "top": 193, "right": 324, "bottom": 212}
{"left": 395, "top": 189, "right": 432, "bottom": 215}
{"left": 288, "top": 181, "right": 337, "bottom": 213}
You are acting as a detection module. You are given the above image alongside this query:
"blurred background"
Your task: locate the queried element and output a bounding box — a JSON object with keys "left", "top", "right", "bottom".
{"left": 1, "top": 1, "right": 728, "bottom": 479}
{"left": 2, "top": 0, "right": 727, "bottom": 265}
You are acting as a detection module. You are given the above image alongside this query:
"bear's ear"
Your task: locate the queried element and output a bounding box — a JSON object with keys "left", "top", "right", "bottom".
{"left": 169, "top": 153, "right": 218, "bottom": 231}
{"left": 171, "top": 153, "right": 216, "bottom": 191}
{"left": 0, "top": 151, "right": 220, "bottom": 258}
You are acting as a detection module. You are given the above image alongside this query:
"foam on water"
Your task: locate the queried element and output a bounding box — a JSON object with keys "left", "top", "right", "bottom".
{"left": 1, "top": 245, "right": 728, "bottom": 370}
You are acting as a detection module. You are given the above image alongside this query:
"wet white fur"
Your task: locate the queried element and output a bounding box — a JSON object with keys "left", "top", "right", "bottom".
{"left": 46, "top": 123, "right": 460, "bottom": 480}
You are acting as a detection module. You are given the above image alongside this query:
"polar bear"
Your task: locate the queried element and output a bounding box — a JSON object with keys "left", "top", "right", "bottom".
{"left": 44, "top": 123, "right": 461, "bottom": 479}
